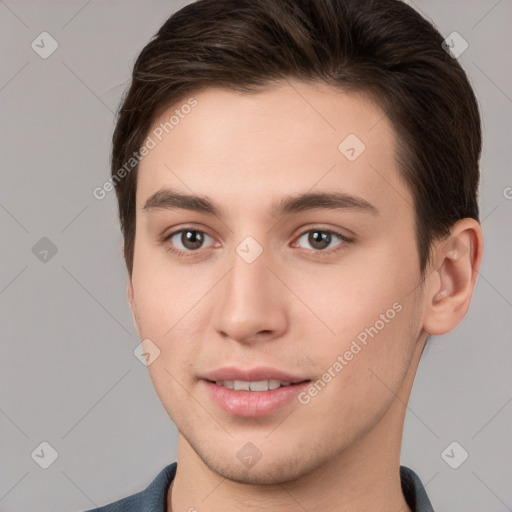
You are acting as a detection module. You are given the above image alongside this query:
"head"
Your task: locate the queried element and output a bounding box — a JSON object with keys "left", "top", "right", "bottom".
{"left": 112, "top": 0, "right": 483, "bottom": 485}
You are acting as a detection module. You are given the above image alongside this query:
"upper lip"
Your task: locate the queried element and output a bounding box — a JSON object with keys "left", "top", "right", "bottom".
{"left": 202, "top": 367, "right": 310, "bottom": 383}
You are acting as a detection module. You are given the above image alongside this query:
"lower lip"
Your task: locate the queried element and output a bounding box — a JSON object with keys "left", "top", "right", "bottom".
{"left": 202, "top": 380, "right": 311, "bottom": 417}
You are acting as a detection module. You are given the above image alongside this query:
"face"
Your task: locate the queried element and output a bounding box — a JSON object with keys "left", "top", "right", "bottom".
{"left": 128, "top": 81, "right": 428, "bottom": 484}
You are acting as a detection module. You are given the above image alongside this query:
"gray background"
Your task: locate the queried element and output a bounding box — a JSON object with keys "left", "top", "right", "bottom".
{"left": 1, "top": 1, "right": 511, "bottom": 511}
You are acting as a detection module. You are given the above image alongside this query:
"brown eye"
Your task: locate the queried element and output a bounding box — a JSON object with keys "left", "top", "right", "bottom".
{"left": 295, "top": 229, "right": 348, "bottom": 253}
{"left": 308, "top": 231, "right": 332, "bottom": 250}
{"left": 180, "top": 230, "right": 205, "bottom": 250}
{"left": 165, "top": 229, "right": 214, "bottom": 253}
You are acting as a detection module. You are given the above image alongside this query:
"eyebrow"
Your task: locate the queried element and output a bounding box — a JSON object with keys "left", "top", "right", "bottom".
{"left": 142, "top": 188, "right": 379, "bottom": 218}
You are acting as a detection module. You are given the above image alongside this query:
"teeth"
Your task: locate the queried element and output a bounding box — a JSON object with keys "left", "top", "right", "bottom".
{"left": 268, "top": 379, "right": 281, "bottom": 390}
{"left": 214, "top": 379, "right": 294, "bottom": 391}
{"left": 235, "top": 380, "right": 251, "bottom": 391}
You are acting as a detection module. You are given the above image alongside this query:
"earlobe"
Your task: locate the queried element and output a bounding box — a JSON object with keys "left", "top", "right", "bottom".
{"left": 423, "top": 218, "right": 484, "bottom": 336}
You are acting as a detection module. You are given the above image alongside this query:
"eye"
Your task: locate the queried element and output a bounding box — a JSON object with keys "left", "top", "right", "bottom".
{"left": 293, "top": 228, "right": 349, "bottom": 255}
{"left": 161, "top": 226, "right": 350, "bottom": 259}
{"left": 163, "top": 228, "right": 216, "bottom": 255}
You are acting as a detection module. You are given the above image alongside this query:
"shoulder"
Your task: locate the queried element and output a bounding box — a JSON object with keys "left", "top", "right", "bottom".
{"left": 82, "top": 462, "right": 177, "bottom": 512}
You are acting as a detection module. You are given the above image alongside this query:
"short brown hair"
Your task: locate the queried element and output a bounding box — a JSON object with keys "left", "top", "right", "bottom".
{"left": 111, "top": 0, "right": 481, "bottom": 278}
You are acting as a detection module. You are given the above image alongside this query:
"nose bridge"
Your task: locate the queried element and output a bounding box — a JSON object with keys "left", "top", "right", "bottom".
{"left": 213, "top": 234, "right": 288, "bottom": 341}
{"left": 225, "top": 237, "right": 273, "bottom": 312}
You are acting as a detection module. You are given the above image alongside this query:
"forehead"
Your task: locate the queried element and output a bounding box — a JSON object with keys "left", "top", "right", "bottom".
{"left": 136, "top": 81, "right": 413, "bottom": 222}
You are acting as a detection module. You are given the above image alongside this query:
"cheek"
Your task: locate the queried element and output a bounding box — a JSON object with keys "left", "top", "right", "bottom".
{"left": 131, "top": 239, "right": 209, "bottom": 338}
{"left": 301, "top": 295, "right": 421, "bottom": 439}
{"left": 130, "top": 245, "right": 214, "bottom": 385}
{"left": 297, "top": 248, "right": 422, "bottom": 397}
{"left": 297, "top": 248, "right": 417, "bottom": 345}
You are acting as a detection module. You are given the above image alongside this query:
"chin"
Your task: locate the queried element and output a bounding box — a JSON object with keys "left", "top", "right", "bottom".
{"left": 197, "top": 445, "right": 326, "bottom": 486}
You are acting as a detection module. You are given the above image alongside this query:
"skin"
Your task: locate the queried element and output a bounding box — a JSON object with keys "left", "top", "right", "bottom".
{"left": 127, "top": 80, "right": 483, "bottom": 512}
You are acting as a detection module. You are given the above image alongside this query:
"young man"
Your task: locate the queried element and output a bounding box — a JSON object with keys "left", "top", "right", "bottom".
{"left": 86, "top": 0, "right": 483, "bottom": 510}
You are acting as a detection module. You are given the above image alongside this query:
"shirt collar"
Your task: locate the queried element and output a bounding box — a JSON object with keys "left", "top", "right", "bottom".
{"left": 130, "top": 462, "right": 434, "bottom": 512}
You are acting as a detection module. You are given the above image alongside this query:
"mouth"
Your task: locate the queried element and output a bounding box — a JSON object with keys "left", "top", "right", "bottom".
{"left": 206, "top": 379, "right": 310, "bottom": 391}
{"left": 200, "top": 368, "right": 312, "bottom": 417}
{"left": 201, "top": 366, "right": 309, "bottom": 385}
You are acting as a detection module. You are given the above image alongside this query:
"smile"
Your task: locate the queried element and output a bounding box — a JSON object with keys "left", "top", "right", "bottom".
{"left": 211, "top": 379, "right": 297, "bottom": 391}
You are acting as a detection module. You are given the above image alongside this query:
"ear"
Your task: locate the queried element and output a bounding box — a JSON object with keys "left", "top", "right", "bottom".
{"left": 423, "top": 218, "right": 484, "bottom": 336}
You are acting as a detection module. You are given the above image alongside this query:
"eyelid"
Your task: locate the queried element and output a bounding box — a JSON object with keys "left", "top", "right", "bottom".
{"left": 160, "top": 223, "right": 215, "bottom": 242}
{"left": 294, "top": 223, "right": 353, "bottom": 241}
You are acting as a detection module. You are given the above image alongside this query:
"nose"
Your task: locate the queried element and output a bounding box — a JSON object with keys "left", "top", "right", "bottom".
{"left": 212, "top": 242, "right": 289, "bottom": 345}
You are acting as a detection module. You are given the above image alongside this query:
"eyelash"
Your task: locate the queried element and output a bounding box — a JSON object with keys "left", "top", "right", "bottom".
{"left": 161, "top": 226, "right": 351, "bottom": 259}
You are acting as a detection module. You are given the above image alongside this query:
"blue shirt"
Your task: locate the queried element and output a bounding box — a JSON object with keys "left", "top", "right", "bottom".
{"left": 83, "top": 463, "right": 434, "bottom": 511}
